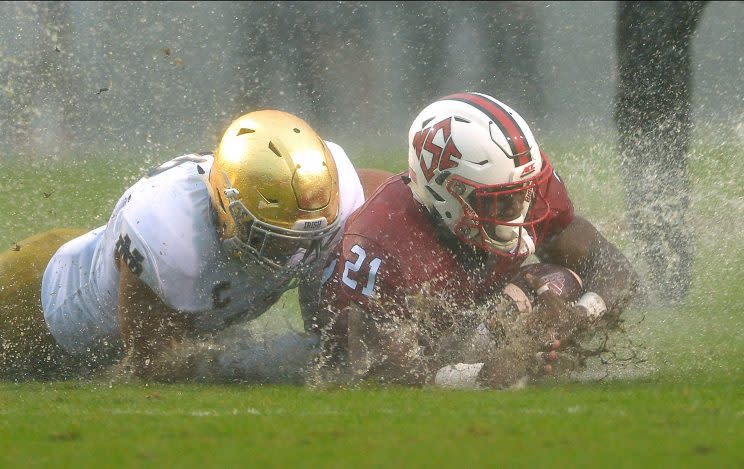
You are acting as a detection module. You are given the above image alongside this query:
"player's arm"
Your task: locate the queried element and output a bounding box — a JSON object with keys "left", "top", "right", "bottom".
{"left": 116, "top": 258, "right": 196, "bottom": 379}
{"left": 536, "top": 215, "right": 639, "bottom": 326}
{"left": 298, "top": 272, "right": 324, "bottom": 335}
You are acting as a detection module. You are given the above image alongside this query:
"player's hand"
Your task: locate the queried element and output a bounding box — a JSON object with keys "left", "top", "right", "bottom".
{"left": 523, "top": 273, "right": 592, "bottom": 340}
{"left": 474, "top": 333, "right": 562, "bottom": 389}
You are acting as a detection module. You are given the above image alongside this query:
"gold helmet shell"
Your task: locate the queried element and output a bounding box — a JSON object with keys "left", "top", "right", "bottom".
{"left": 207, "top": 110, "right": 341, "bottom": 270}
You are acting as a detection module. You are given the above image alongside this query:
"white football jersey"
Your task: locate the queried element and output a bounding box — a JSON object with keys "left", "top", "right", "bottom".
{"left": 41, "top": 142, "right": 364, "bottom": 354}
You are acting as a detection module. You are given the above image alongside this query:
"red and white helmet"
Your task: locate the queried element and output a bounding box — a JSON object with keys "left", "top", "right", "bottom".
{"left": 407, "top": 92, "right": 553, "bottom": 257}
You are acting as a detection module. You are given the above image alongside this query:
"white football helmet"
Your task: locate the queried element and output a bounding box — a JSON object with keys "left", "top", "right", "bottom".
{"left": 407, "top": 92, "right": 553, "bottom": 257}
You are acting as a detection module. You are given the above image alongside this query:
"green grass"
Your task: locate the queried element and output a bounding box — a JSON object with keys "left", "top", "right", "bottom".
{"left": 1, "top": 378, "right": 742, "bottom": 468}
{"left": 1, "top": 139, "right": 743, "bottom": 467}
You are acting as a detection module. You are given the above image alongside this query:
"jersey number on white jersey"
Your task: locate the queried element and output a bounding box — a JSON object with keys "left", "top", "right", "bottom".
{"left": 115, "top": 234, "right": 144, "bottom": 276}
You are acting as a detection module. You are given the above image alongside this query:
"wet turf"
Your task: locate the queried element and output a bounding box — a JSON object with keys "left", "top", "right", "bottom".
{"left": 1, "top": 140, "right": 742, "bottom": 467}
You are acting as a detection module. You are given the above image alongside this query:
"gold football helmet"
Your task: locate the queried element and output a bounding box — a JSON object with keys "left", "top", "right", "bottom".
{"left": 207, "top": 110, "right": 341, "bottom": 271}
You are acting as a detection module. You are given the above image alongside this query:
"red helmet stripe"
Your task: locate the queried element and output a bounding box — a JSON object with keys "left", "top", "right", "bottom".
{"left": 442, "top": 93, "right": 531, "bottom": 166}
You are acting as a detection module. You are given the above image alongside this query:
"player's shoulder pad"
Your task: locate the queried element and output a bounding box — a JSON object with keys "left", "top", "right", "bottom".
{"left": 146, "top": 153, "right": 213, "bottom": 178}
{"left": 323, "top": 140, "right": 344, "bottom": 156}
{"left": 324, "top": 140, "right": 364, "bottom": 223}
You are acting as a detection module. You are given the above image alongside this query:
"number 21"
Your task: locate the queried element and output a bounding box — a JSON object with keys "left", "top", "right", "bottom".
{"left": 342, "top": 244, "right": 382, "bottom": 297}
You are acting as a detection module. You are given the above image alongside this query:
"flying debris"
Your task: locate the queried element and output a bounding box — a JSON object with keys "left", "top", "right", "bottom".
{"left": 162, "top": 47, "right": 171, "bottom": 56}
{"left": 43, "top": 190, "right": 54, "bottom": 198}
{"left": 11, "top": 243, "right": 21, "bottom": 252}
{"left": 96, "top": 81, "right": 113, "bottom": 95}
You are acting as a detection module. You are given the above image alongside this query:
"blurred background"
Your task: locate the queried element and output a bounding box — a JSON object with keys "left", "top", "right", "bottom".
{"left": 1, "top": 1, "right": 742, "bottom": 162}
{"left": 0, "top": 1, "right": 743, "bottom": 380}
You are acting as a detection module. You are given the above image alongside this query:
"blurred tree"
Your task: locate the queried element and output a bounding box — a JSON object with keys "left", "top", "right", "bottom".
{"left": 398, "top": 1, "right": 452, "bottom": 113}
{"left": 615, "top": 1, "right": 707, "bottom": 304}
{"left": 231, "top": 2, "right": 543, "bottom": 143}
{"left": 233, "top": 2, "right": 285, "bottom": 112}
{"left": 233, "top": 2, "right": 377, "bottom": 139}
{"left": 400, "top": 2, "right": 543, "bottom": 118}
{"left": 8, "top": 1, "right": 76, "bottom": 156}
{"left": 465, "top": 2, "right": 544, "bottom": 119}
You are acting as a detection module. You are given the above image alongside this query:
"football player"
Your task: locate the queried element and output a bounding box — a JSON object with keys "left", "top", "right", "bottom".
{"left": 0, "top": 109, "right": 392, "bottom": 380}
{"left": 314, "top": 93, "right": 639, "bottom": 389}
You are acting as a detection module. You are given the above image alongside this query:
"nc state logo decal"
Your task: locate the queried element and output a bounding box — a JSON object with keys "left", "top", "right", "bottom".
{"left": 412, "top": 117, "right": 462, "bottom": 182}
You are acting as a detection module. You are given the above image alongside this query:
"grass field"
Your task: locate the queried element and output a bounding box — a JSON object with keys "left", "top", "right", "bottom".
{"left": 1, "top": 136, "right": 743, "bottom": 467}
{"left": 1, "top": 378, "right": 742, "bottom": 467}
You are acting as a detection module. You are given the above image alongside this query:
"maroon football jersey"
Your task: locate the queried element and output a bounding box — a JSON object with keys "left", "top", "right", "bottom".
{"left": 319, "top": 165, "right": 574, "bottom": 328}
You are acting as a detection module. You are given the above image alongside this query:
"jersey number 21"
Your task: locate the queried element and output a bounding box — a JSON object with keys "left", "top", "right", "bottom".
{"left": 342, "top": 244, "right": 382, "bottom": 298}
